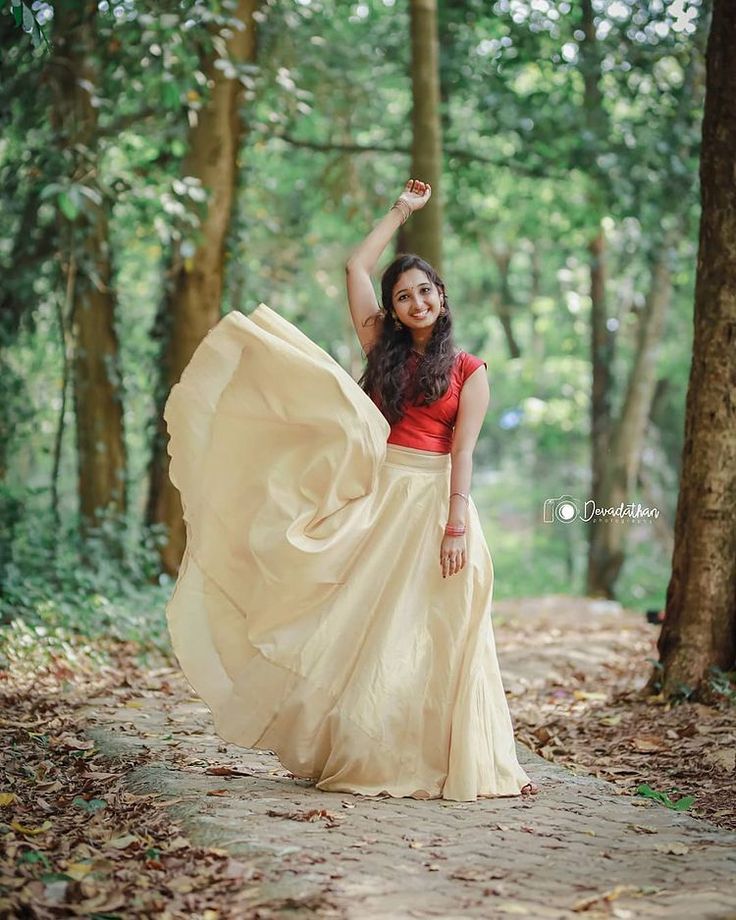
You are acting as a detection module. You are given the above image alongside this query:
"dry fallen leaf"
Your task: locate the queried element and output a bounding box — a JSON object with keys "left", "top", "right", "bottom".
{"left": 631, "top": 735, "right": 666, "bottom": 753}
{"left": 654, "top": 842, "right": 689, "bottom": 855}
{"left": 266, "top": 807, "right": 341, "bottom": 827}
{"left": 573, "top": 884, "right": 643, "bottom": 911}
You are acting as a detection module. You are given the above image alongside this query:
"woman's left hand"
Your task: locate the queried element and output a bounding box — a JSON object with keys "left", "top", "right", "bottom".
{"left": 440, "top": 533, "right": 466, "bottom": 578}
{"left": 399, "top": 178, "right": 432, "bottom": 213}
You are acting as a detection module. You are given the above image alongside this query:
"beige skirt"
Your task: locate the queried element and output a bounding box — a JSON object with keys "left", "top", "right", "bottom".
{"left": 163, "top": 303, "right": 531, "bottom": 801}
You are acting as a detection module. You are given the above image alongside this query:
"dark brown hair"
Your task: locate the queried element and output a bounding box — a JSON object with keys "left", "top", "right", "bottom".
{"left": 358, "top": 253, "right": 457, "bottom": 424}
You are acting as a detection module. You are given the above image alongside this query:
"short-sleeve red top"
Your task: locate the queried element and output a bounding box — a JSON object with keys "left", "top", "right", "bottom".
{"left": 369, "top": 350, "right": 488, "bottom": 454}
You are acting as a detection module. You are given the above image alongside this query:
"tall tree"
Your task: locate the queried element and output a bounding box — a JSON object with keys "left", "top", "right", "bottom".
{"left": 402, "top": 0, "right": 443, "bottom": 270}
{"left": 587, "top": 243, "right": 675, "bottom": 593}
{"left": 585, "top": 19, "right": 706, "bottom": 598}
{"left": 52, "top": 0, "right": 127, "bottom": 534}
{"left": 147, "top": 0, "right": 260, "bottom": 575}
{"left": 579, "top": 0, "right": 616, "bottom": 597}
{"left": 648, "top": 0, "right": 736, "bottom": 700}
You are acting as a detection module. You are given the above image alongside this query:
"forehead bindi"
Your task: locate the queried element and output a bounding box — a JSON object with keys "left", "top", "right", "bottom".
{"left": 395, "top": 273, "right": 432, "bottom": 296}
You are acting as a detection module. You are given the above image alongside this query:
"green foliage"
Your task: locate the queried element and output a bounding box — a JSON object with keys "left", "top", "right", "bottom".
{"left": 635, "top": 783, "right": 695, "bottom": 811}
{"left": 708, "top": 667, "right": 736, "bottom": 705}
{"left": 10, "top": 0, "right": 50, "bottom": 50}
{"left": 0, "top": 0, "right": 706, "bottom": 620}
{"left": 0, "top": 493, "right": 171, "bottom": 651}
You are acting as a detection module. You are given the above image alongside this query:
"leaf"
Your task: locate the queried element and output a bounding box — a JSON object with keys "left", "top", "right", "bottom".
{"left": 106, "top": 834, "right": 139, "bottom": 849}
{"left": 78, "top": 185, "right": 103, "bottom": 206}
{"left": 21, "top": 4, "right": 34, "bottom": 33}
{"left": 57, "top": 191, "right": 79, "bottom": 221}
{"left": 573, "top": 885, "right": 642, "bottom": 911}
{"left": 165, "top": 836, "right": 191, "bottom": 851}
{"left": 204, "top": 765, "right": 252, "bottom": 777}
{"left": 673, "top": 795, "right": 694, "bottom": 812}
{"left": 10, "top": 819, "right": 52, "bottom": 835}
{"left": 635, "top": 784, "right": 693, "bottom": 812}
{"left": 631, "top": 735, "right": 665, "bottom": 752}
{"left": 450, "top": 866, "right": 507, "bottom": 881}
{"left": 162, "top": 82, "right": 180, "bottom": 109}
{"left": 654, "top": 842, "right": 689, "bottom": 854}
{"left": 636, "top": 783, "right": 669, "bottom": 804}
{"left": 64, "top": 862, "right": 93, "bottom": 880}
{"left": 0, "top": 792, "right": 16, "bottom": 806}
{"left": 573, "top": 690, "right": 607, "bottom": 701}
{"left": 72, "top": 796, "right": 107, "bottom": 812}
{"left": 17, "top": 850, "right": 49, "bottom": 867}
{"left": 703, "top": 748, "right": 736, "bottom": 772}
{"left": 74, "top": 891, "right": 126, "bottom": 914}
{"left": 266, "top": 807, "right": 341, "bottom": 827}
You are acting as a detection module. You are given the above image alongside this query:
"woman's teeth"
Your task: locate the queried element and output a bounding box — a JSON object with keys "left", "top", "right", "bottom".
{"left": 413, "top": 310, "right": 429, "bottom": 318}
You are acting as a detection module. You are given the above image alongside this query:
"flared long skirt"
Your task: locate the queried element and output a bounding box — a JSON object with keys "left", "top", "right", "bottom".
{"left": 163, "top": 303, "right": 531, "bottom": 801}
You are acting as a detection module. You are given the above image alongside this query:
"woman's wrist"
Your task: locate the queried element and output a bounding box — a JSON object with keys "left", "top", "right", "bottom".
{"left": 447, "top": 492, "right": 468, "bottom": 525}
{"left": 445, "top": 523, "right": 466, "bottom": 536}
{"left": 390, "top": 197, "right": 412, "bottom": 224}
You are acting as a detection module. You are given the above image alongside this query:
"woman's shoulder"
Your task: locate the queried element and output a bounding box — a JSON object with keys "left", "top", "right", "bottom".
{"left": 453, "top": 349, "right": 488, "bottom": 379}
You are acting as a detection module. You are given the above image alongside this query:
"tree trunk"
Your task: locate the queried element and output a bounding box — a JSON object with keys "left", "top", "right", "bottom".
{"left": 585, "top": 4, "right": 706, "bottom": 599}
{"left": 490, "top": 246, "right": 522, "bottom": 359}
{"left": 578, "top": 0, "right": 617, "bottom": 595}
{"left": 147, "top": 0, "right": 259, "bottom": 575}
{"left": 649, "top": 0, "right": 736, "bottom": 699}
{"left": 53, "top": 1, "right": 127, "bottom": 535}
{"left": 404, "top": 0, "right": 443, "bottom": 271}
{"left": 585, "top": 230, "right": 616, "bottom": 594}
{"left": 529, "top": 242, "right": 544, "bottom": 365}
{"left": 586, "top": 246, "right": 674, "bottom": 596}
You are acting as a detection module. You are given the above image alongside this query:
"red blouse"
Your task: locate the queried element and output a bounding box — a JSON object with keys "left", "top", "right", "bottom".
{"left": 370, "top": 350, "right": 488, "bottom": 454}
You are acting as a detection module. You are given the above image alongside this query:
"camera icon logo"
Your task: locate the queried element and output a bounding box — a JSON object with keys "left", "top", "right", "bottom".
{"left": 543, "top": 495, "right": 579, "bottom": 524}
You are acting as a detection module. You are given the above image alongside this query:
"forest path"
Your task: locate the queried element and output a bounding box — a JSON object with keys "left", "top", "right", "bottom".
{"left": 82, "top": 598, "right": 736, "bottom": 919}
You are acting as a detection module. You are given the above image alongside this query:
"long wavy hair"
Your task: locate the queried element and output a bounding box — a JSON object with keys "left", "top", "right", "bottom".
{"left": 358, "top": 253, "right": 457, "bottom": 424}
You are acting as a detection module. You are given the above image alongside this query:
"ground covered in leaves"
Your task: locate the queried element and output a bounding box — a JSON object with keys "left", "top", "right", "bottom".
{"left": 0, "top": 628, "right": 296, "bottom": 919}
{"left": 1, "top": 598, "right": 734, "bottom": 918}
{"left": 496, "top": 598, "right": 736, "bottom": 832}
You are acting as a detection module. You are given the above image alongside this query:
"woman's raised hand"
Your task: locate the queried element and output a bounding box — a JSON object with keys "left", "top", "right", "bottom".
{"left": 399, "top": 178, "right": 432, "bottom": 212}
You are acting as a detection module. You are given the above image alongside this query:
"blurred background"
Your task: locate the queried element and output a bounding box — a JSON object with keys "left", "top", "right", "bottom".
{"left": 0, "top": 0, "right": 706, "bottom": 644}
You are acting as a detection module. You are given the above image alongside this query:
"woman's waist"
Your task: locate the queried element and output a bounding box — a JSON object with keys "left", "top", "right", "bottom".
{"left": 384, "top": 442, "right": 452, "bottom": 472}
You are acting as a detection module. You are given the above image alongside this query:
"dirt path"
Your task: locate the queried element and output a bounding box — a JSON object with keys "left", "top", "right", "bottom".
{"left": 81, "top": 597, "right": 736, "bottom": 919}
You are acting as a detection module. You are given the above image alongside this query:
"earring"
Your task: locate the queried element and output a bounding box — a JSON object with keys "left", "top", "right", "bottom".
{"left": 392, "top": 314, "right": 402, "bottom": 329}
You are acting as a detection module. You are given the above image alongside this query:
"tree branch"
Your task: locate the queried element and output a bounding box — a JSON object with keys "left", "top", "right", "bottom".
{"left": 265, "top": 131, "right": 562, "bottom": 180}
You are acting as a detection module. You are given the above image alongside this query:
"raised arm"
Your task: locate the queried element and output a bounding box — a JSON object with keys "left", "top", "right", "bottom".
{"left": 345, "top": 179, "right": 432, "bottom": 354}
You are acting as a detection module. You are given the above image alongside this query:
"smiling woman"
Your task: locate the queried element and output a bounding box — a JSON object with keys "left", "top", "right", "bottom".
{"left": 162, "top": 178, "right": 538, "bottom": 802}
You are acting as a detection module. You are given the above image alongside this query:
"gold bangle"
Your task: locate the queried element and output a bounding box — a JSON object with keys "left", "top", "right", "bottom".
{"left": 450, "top": 491, "right": 469, "bottom": 503}
{"left": 390, "top": 198, "right": 411, "bottom": 224}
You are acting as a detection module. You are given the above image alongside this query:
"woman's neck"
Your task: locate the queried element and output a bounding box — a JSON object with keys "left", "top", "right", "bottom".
{"left": 410, "top": 330, "right": 432, "bottom": 354}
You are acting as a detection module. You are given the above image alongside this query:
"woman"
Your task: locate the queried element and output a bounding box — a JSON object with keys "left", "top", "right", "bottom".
{"left": 163, "top": 177, "right": 538, "bottom": 801}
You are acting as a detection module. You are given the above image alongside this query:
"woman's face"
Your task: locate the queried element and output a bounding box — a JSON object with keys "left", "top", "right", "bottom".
{"left": 391, "top": 268, "right": 444, "bottom": 329}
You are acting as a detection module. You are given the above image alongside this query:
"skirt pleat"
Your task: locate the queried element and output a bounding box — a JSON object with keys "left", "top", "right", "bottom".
{"left": 163, "top": 303, "right": 531, "bottom": 801}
